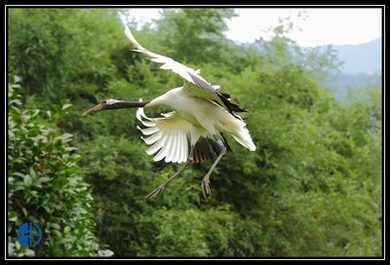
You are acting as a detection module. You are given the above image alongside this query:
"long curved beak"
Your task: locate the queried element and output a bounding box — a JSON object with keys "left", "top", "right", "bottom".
{"left": 83, "top": 103, "right": 104, "bottom": 116}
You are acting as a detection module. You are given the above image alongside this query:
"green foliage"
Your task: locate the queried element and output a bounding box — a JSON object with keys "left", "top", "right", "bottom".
{"left": 8, "top": 8, "right": 382, "bottom": 257}
{"left": 152, "top": 9, "right": 236, "bottom": 64}
{"left": 8, "top": 76, "right": 111, "bottom": 257}
{"left": 8, "top": 9, "right": 123, "bottom": 102}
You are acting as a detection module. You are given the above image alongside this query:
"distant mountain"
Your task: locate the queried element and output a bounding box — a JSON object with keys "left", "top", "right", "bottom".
{"left": 251, "top": 37, "right": 382, "bottom": 101}
{"left": 322, "top": 72, "right": 381, "bottom": 101}
{"left": 332, "top": 38, "right": 381, "bottom": 75}
{"left": 319, "top": 38, "right": 382, "bottom": 101}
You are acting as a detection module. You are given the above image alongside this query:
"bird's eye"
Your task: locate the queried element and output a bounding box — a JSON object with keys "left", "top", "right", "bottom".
{"left": 102, "top": 100, "right": 107, "bottom": 104}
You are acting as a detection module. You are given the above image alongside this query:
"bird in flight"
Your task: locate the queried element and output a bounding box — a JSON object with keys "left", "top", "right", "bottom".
{"left": 84, "top": 25, "right": 256, "bottom": 200}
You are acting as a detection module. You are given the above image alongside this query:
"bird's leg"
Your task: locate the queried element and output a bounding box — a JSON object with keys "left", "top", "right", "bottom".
{"left": 201, "top": 141, "right": 227, "bottom": 199}
{"left": 144, "top": 146, "right": 195, "bottom": 200}
{"left": 144, "top": 162, "right": 188, "bottom": 200}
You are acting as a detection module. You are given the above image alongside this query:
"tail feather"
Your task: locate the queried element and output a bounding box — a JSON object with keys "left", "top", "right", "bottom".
{"left": 231, "top": 127, "right": 256, "bottom": 151}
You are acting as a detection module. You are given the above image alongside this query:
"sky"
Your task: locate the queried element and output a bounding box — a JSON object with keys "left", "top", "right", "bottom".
{"left": 125, "top": 8, "right": 382, "bottom": 47}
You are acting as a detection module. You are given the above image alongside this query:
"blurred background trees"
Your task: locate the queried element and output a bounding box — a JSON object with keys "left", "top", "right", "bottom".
{"left": 7, "top": 8, "right": 382, "bottom": 257}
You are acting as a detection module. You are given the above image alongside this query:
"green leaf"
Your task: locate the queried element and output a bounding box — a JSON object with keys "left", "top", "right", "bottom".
{"left": 64, "top": 226, "right": 71, "bottom": 233}
{"left": 23, "top": 175, "right": 32, "bottom": 186}
{"left": 62, "top": 104, "right": 72, "bottom": 110}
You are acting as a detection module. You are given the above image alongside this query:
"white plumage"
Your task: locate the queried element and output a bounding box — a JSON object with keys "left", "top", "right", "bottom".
{"left": 85, "top": 25, "right": 257, "bottom": 199}
{"left": 136, "top": 107, "right": 192, "bottom": 163}
{"left": 124, "top": 26, "right": 256, "bottom": 158}
{"left": 125, "top": 25, "right": 257, "bottom": 198}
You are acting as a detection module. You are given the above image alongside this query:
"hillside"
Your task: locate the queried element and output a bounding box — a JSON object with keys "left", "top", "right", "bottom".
{"left": 334, "top": 38, "right": 381, "bottom": 75}
{"left": 321, "top": 38, "right": 382, "bottom": 101}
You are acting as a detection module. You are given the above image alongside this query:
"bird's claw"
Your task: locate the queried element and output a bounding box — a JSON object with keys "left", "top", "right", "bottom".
{"left": 144, "top": 184, "right": 166, "bottom": 200}
{"left": 201, "top": 176, "right": 211, "bottom": 199}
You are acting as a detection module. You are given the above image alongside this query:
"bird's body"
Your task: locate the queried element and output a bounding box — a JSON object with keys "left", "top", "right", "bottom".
{"left": 144, "top": 86, "right": 255, "bottom": 155}
{"left": 84, "top": 25, "right": 256, "bottom": 199}
{"left": 149, "top": 86, "right": 239, "bottom": 134}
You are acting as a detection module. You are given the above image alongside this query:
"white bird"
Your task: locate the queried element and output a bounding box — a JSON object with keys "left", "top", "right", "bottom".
{"left": 84, "top": 25, "right": 256, "bottom": 200}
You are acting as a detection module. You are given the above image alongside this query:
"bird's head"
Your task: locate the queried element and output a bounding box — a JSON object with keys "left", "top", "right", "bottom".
{"left": 83, "top": 99, "right": 121, "bottom": 116}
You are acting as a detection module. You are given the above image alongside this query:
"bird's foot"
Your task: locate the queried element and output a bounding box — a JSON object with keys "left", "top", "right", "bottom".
{"left": 144, "top": 184, "right": 166, "bottom": 200}
{"left": 201, "top": 175, "right": 212, "bottom": 199}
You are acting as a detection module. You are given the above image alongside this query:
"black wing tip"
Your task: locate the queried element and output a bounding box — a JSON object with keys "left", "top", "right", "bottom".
{"left": 217, "top": 90, "right": 246, "bottom": 114}
{"left": 188, "top": 71, "right": 246, "bottom": 114}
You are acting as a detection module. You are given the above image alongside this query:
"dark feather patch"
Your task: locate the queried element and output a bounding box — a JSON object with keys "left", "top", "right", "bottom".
{"left": 220, "top": 133, "right": 232, "bottom": 152}
{"left": 193, "top": 137, "right": 213, "bottom": 164}
{"left": 187, "top": 72, "right": 245, "bottom": 114}
{"left": 192, "top": 136, "right": 231, "bottom": 164}
{"left": 188, "top": 72, "right": 216, "bottom": 93}
{"left": 216, "top": 91, "right": 246, "bottom": 113}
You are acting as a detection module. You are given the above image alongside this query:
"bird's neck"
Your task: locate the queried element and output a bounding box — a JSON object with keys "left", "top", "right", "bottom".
{"left": 107, "top": 100, "right": 151, "bottom": 110}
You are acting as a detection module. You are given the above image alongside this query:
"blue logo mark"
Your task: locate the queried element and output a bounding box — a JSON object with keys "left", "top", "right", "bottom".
{"left": 17, "top": 222, "right": 43, "bottom": 248}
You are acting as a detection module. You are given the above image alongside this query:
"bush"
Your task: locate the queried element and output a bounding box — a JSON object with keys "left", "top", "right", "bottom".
{"left": 7, "top": 76, "right": 112, "bottom": 257}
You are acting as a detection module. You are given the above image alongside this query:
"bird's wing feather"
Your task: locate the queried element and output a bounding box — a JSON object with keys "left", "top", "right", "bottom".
{"left": 136, "top": 107, "right": 192, "bottom": 163}
{"left": 124, "top": 26, "right": 228, "bottom": 107}
{"left": 136, "top": 107, "right": 219, "bottom": 164}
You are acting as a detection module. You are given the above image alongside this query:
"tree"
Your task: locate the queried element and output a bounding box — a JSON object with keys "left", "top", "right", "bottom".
{"left": 152, "top": 9, "right": 236, "bottom": 64}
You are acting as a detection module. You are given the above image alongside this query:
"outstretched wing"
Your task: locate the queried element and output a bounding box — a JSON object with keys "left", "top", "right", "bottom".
{"left": 136, "top": 107, "right": 221, "bottom": 164}
{"left": 136, "top": 107, "right": 191, "bottom": 164}
{"left": 124, "top": 26, "right": 244, "bottom": 113}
